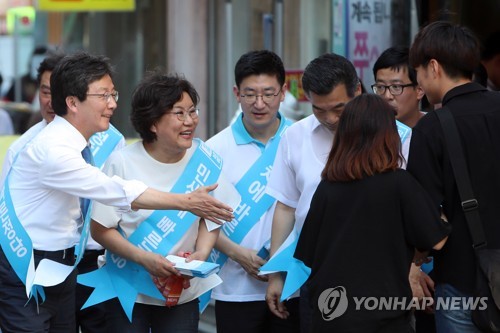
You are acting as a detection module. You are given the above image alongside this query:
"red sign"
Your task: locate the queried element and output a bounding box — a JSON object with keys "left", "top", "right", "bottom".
{"left": 285, "top": 69, "right": 307, "bottom": 102}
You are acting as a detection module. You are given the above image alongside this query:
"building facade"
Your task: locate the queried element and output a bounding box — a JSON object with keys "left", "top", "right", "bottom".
{"left": 8, "top": 0, "right": 500, "bottom": 138}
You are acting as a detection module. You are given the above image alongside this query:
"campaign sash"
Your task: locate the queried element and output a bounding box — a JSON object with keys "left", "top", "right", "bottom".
{"left": 210, "top": 118, "right": 292, "bottom": 266}
{"left": 259, "top": 120, "right": 413, "bottom": 301}
{"left": 0, "top": 179, "right": 36, "bottom": 297}
{"left": 78, "top": 139, "right": 223, "bottom": 321}
{"left": 74, "top": 125, "right": 123, "bottom": 255}
{"left": 89, "top": 124, "right": 124, "bottom": 169}
{"left": 0, "top": 125, "right": 122, "bottom": 301}
{"left": 199, "top": 118, "right": 292, "bottom": 312}
{"left": 0, "top": 175, "right": 93, "bottom": 301}
{"left": 29, "top": 122, "right": 121, "bottom": 293}
{"left": 396, "top": 120, "right": 411, "bottom": 143}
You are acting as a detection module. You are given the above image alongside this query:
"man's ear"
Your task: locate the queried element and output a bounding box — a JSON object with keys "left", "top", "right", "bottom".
{"left": 280, "top": 83, "right": 287, "bottom": 102}
{"left": 429, "top": 59, "right": 440, "bottom": 78}
{"left": 233, "top": 85, "right": 240, "bottom": 103}
{"left": 65, "top": 96, "right": 77, "bottom": 113}
{"left": 150, "top": 122, "right": 157, "bottom": 134}
{"left": 354, "top": 82, "right": 363, "bottom": 96}
{"left": 416, "top": 85, "right": 425, "bottom": 101}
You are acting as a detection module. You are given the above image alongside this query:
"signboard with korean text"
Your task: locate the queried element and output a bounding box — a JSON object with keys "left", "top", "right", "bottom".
{"left": 346, "top": 0, "right": 391, "bottom": 90}
{"left": 38, "top": 0, "right": 135, "bottom": 12}
{"left": 332, "top": 0, "right": 346, "bottom": 56}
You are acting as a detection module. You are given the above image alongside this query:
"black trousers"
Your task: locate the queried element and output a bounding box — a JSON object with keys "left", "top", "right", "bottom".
{"left": 75, "top": 249, "right": 107, "bottom": 333}
{"left": 0, "top": 247, "right": 76, "bottom": 333}
{"left": 215, "top": 298, "right": 300, "bottom": 333}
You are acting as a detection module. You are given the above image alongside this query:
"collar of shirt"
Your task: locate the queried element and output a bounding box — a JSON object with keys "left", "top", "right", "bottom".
{"left": 49, "top": 115, "right": 89, "bottom": 151}
{"left": 231, "top": 111, "right": 287, "bottom": 151}
{"left": 310, "top": 114, "right": 325, "bottom": 133}
{"left": 442, "top": 82, "right": 487, "bottom": 105}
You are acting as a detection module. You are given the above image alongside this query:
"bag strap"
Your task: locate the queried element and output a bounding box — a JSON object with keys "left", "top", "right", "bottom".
{"left": 436, "top": 106, "right": 487, "bottom": 249}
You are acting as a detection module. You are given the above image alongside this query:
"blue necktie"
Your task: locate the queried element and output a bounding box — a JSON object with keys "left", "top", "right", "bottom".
{"left": 80, "top": 146, "right": 94, "bottom": 220}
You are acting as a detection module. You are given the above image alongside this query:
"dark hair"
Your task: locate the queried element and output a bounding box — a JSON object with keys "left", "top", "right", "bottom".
{"left": 131, "top": 71, "right": 200, "bottom": 143}
{"left": 481, "top": 30, "right": 500, "bottom": 60}
{"left": 409, "top": 21, "right": 480, "bottom": 80}
{"left": 302, "top": 53, "right": 359, "bottom": 98}
{"left": 322, "top": 94, "right": 401, "bottom": 182}
{"left": 473, "top": 63, "right": 488, "bottom": 87}
{"left": 373, "top": 46, "right": 417, "bottom": 85}
{"left": 234, "top": 50, "right": 285, "bottom": 88}
{"left": 50, "top": 52, "right": 114, "bottom": 116}
{"left": 37, "top": 51, "right": 66, "bottom": 84}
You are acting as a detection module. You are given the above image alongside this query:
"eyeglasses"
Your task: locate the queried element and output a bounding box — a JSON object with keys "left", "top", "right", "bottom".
{"left": 86, "top": 91, "right": 119, "bottom": 103}
{"left": 239, "top": 88, "right": 282, "bottom": 104}
{"left": 168, "top": 108, "right": 200, "bottom": 121}
{"left": 371, "top": 84, "right": 415, "bottom": 96}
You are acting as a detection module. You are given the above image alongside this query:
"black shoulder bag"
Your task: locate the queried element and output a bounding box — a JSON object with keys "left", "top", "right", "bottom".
{"left": 437, "top": 106, "right": 500, "bottom": 332}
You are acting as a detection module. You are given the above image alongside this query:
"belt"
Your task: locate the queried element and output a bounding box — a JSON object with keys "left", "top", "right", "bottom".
{"left": 78, "top": 249, "right": 105, "bottom": 269}
{"left": 33, "top": 247, "right": 75, "bottom": 260}
{"left": 84, "top": 249, "right": 105, "bottom": 256}
{"left": 82, "top": 249, "right": 105, "bottom": 261}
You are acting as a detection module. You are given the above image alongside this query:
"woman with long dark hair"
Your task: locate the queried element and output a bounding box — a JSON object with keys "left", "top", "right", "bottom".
{"left": 295, "top": 94, "right": 450, "bottom": 333}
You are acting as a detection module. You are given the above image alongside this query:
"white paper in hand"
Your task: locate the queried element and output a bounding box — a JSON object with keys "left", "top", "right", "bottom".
{"left": 167, "top": 255, "right": 220, "bottom": 278}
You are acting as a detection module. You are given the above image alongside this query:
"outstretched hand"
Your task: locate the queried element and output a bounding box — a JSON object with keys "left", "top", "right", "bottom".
{"left": 186, "top": 184, "right": 234, "bottom": 224}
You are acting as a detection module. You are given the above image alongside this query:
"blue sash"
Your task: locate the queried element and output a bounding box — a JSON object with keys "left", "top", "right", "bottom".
{"left": 199, "top": 117, "right": 292, "bottom": 312}
{"left": 0, "top": 180, "right": 35, "bottom": 297}
{"left": 211, "top": 118, "right": 292, "bottom": 266}
{"left": 259, "top": 120, "right": 413, "bottom": 301}
{"left": 258, "top": 229, "right": 311, "bottom": 302}
{"left": 89, "top": 124, "right": 124, "bottom": 169}
{"left": 78, "top": 139, "right": 223, "bottom": 322}
{"left": 396, "top": 120, "right": 411, "bottom": 143}
{"left": 0, "top": 172, "right": 93, "bottom": 301}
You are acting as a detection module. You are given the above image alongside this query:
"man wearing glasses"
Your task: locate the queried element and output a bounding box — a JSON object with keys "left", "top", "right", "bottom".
{"left": 372, "top": 46, "right": 426, "bottom": 165}
{"left": 0, "top": 51, "right": 126, "bottom": 333}
{"left": 0, "top": 52, "right": 233, "bottom": 333}
{"left": 372, "top": 46, "right": 425, "bottom": 129}
{"left": 207, "top": 50, "right": 299, "bottom": 333}
{"left": 372, "top": 46, "right": 434, "bottom": 333}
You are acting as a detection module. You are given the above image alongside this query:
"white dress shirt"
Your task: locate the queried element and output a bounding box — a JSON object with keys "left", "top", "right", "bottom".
{"left": 266, "top": 114, "right": 333, "bottom": 231}
{"left": 1, "top": 119, "right": 126, "bottom": 251}
{"left": 8, "top": 116, "right": 147, "bottom": 251}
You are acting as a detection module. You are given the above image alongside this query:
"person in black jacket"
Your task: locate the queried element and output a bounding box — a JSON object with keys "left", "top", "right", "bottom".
{"left": 408, "top": 20, "right": 500, "bottom": 332}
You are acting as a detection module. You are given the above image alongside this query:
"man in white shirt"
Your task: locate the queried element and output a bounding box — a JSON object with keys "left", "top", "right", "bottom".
{"left": 0, "top": 52, "right": 233, "bottom": 333}
{"left": 207, "top": 50, "right": 299, "bottom": 333}
{"left": 0, "top": 51, "right": 125, "bottom": 333}
{"left": 264, "top": 53, "right": 361, "bottom": 332}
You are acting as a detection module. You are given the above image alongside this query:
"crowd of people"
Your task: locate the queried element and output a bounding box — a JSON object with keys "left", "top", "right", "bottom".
{"left": 0, "top": 20, "right": 499, "bottom": 333}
